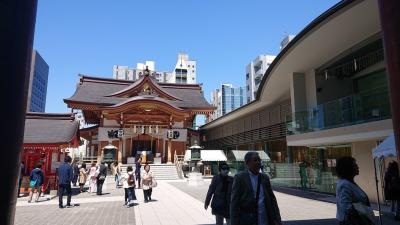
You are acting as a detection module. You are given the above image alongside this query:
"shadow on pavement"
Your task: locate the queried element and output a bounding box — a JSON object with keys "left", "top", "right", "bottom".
{"left": 283, "top": 218, "right": 338, "bottom": 225}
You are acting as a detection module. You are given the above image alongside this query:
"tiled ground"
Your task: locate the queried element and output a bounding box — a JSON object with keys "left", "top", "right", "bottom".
{"left": 14, "top": 177, "right": 400, "bottom": 225}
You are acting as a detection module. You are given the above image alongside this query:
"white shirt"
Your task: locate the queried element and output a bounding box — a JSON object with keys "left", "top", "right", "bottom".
{"left": 122, "top": 172, "right": 135, "bottom": 188}
{"left": 248, "top": 170, "right": 268, "bottom": 225}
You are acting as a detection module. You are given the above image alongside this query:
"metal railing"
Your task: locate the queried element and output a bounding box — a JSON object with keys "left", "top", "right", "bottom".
{"left": 287, "top": 89, "right": 391, "bottom": 135}
{"left": 174, "top": 152, "right": 185, "bottom": 179}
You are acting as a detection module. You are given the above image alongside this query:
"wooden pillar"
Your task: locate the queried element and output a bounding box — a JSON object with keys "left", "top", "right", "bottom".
{"left": 377, "top": 0, "right": 400, "bottom": 160}
{"left": 118, "top": 140, "right": 123, "bottom": 163}
{"left": 0, "top": 1, "right": 38, "bottom": 224}
{"left": 167, "top": 139, "right": 172, "bottom": 164}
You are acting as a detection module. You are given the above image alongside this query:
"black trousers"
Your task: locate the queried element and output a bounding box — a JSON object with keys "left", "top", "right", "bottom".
{"left": 143, "top": 188, "right": 152, "bottom": 201}
{"left": 97, "top": 179, "right": 105, "bottom": 195}
{"left": 59, "top": 184, "right": 72, "bottom": 207}
{"left": 124, "top": 187, "right": 136, "bottom": 204}
{"left": 136, "top": 173, "right": 141, "bottom": 187}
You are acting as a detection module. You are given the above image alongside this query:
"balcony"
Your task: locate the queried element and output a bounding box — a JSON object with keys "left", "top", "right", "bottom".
{"left": 287, "top": 89, "right": 391, "bottom": 135}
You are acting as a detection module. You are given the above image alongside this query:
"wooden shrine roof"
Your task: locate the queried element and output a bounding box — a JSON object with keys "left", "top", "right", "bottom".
{"left": 24, "top": 113, "right": 80, "bottom": 145}
{"left": 64, "top": 75, "right": 214, "bottom": 110}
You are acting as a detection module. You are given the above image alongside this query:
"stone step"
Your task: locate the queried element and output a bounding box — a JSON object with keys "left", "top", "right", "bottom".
{"left": 119, "top": 164, "right": 182, "bottom": 180}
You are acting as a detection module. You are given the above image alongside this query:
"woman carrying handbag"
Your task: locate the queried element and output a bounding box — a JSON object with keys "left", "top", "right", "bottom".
{"left": 142, "top": 164, "right": 154, "bottom": 203}
{"left": 336, "top": 156, "right": 375, "bottom": 225}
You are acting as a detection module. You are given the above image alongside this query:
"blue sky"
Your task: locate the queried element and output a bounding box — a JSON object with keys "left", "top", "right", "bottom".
{"left": 35, "top": 0, "right": 339, "bottom": 114}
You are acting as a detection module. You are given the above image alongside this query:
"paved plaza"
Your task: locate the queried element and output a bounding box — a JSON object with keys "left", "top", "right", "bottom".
{"left": 15, "top": 177, "right": 399, "bottom": 225}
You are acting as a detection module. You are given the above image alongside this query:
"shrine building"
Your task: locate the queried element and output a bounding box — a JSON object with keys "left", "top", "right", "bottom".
{"left": 64, "top": 68, "right": 215, "bottom": 164}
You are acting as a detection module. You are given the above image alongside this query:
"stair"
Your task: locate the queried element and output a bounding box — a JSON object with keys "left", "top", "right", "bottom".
{"left": 120, "top": 164, "right": 181, "bottom": 180}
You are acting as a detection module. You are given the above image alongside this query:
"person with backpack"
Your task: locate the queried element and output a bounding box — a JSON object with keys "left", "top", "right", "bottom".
{"left": 121, "top": 166, "right": 136, "bottom": 208}
{"left": 384, "top": 161, "right": 400, "bottom": 220}
{"left": 28, "top": 163, "right": 44, "bottom": 203}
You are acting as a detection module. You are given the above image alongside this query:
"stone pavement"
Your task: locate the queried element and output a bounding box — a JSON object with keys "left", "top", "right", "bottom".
{"left": 15, "top": 177, "right": 400, "bottom": 225}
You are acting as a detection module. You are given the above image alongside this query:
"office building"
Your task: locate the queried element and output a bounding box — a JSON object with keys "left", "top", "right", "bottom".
{"left": 27, "top": 50, "right": 49, "bottom": 112}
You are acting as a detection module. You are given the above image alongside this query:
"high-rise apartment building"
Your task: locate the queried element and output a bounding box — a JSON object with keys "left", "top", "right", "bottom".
{"left": 113, "top": 53, "right": 196, "bottom": 84}
{"left": 27, "top": 50, "right": 49, "bottom": 112}
{"left": 245, "top": 55, "right": 276, "bottom": 102}
{"left": 211, "top": 84, "right": 246, "bottom": 120}
{"left": 280, "top": 35, "right": 295, "bottom": 50}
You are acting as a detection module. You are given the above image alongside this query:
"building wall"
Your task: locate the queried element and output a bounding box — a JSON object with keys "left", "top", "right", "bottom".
{"left": 27, "top": 50, "right": 49, "bottom": 112}
{"left": 352, "top": 140, "right": 384, "bottom": 203}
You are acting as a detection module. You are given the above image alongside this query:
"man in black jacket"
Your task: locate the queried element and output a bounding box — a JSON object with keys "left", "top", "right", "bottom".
{"left": 97, "top": 161, "right": 107, "bottom": 195}
{"left": 230, "top": 152, "right": 282, "bottom": 225}
{"left": 58, "top": 156, "right": 73, "bottom": 208}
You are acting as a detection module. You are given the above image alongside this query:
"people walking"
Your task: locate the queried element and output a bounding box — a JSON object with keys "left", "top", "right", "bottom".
{"left": 28, "top": 163, "right": 44, "bottom": 203}
{"left": 205, "top": 162, "right": 233, "bottom": 225}
{"left": 79, "top": 163, "right": 88, "bottom": 193}
{"left": 142, "top": 164, "right": 154, "bottom": 203}
{"left": 335, "top": 156, "right": 374, "bottom": 225}
{"left": 58, "top": 156, "right": 73, "bottom": 208}
{"left": 88, "top": 162, "right": 97, "bottom": 194}
{"left": 96, "top": 161, "right": 107, "bottom": 195}
{"left": 135, "top": 157, "right": 142, "bottom": 188}
{"left": 112, "top": 161, "right": 121, "bottom": 188}
{"left": 299, "top": 160, "right": 308, "bottom": 189}
{"left": 72, "top": 160, "right": 80, "bottom": 187}
{"left": 384, "top": 161, "right": 400, "bottom": 220}
{"left": 121, "top": 166, "right": 136, "bottom": 207}
{"left": 230, "top": 151, "right": 282, "bottom": 225}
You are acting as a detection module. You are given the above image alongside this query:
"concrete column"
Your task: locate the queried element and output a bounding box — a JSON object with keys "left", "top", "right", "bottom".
{"left": 1, "top": 1, "right": 38, "bottom": 224}
{"left": 378, "top": 0, "right": 400, "bottom": 159}
{"left": 290, "top": 73, "right": 308, "bottom": 131}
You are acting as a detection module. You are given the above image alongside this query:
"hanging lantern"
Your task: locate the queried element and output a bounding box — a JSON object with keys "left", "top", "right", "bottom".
{"left": 133, "top": 125, "right": 137, "bottom": 134}
{"left": 141, "top": 126, "right": 145, "bottom": 134}
{"left": 149, "top": 126, "right": 152, "bottom": 134}
{"left": 156, "top": 125, "right": 159, "bottom": 134}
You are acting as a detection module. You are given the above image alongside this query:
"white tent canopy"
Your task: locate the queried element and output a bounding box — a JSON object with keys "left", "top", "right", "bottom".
{"left": 230, "top": 150, "right": 270, "bottom": 161}
{"left": 103, "top": 144, "right": 118, "bottom": 150}
{"left": 184, "top": 150, "right": 227, "bottom": 162}
{"left": 373, "top": 133, "right": 397, "bottom": 158}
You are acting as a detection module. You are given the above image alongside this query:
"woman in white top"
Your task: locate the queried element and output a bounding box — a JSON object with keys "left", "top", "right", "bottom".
{"left": 121, "top": 165, "right": 136, "bottom": 207}
{"left": 88, "top": 162, "right": 97, "bottom": 194}
{"left": 141, "top": 164, "right": 154, "bottom": 203}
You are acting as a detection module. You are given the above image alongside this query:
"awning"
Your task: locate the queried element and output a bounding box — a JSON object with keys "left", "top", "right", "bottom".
{"left": 184, "top": 150, "right": 227, "bottom": 162}
{"left": 373, "top": 133, "right": 397, "bottom": 158}
{"left": 230, "top": 150, "right": 270, "bottom": 161}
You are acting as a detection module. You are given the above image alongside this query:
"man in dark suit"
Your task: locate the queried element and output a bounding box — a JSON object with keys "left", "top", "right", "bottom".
{"left": 58, "top": 156, "right": 73, "bottom": 208}
{"left": 97, "top": 161, "right": 107, "bottom": 195}
{"left": 230, "top": 151, "right": 282, "bottom": 225}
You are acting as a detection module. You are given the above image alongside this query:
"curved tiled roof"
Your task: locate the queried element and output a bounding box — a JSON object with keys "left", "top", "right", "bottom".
{"left": 24, "top": 113, "right": 80, "bottom": 144}
{"left": 64, "top": 75, "right": 213, "bottom": 109}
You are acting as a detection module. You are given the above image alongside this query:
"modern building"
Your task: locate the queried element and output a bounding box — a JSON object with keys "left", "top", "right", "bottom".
{"left": 246, "top": 55, "right": 276, "bottom": 102}
{"left": 113, "top": 53, "right": 196, "bottom": 84}
{"left": 202, "top": 0, "right": 392, "bottom": 203}
{"left": 280, "top": 35, "right": 295, "bottom": 50}
{"left": 27, "top": 50, "right": 49, "bottom": 112}
{"left": 167, "top": 53, "right": 197, "bottom": 84}
{"left": 211, "top": 84, "right": 246, "bottom": 120}
{"left": 65, "top": 68, "right": 214, "bottom": 164}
